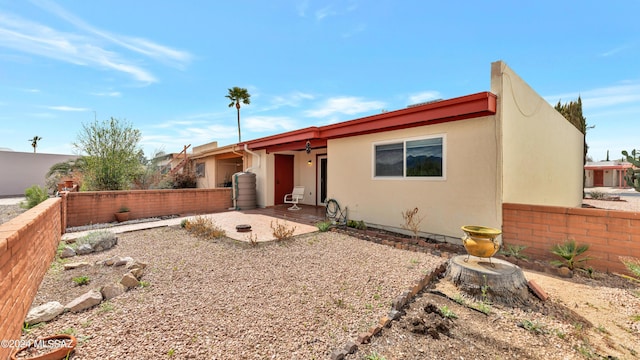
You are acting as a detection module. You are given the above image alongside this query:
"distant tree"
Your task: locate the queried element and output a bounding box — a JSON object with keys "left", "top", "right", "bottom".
{"left": 555, "top": 97, "right": 593, "bottom": 197}
{"left": 225, "top": 87, "right": 251, "bottom": 143}
{"left": 73, "top": 117, "right": 143, "bottom": 190}
{"left": 606, "top": 150, "right": 610, "bottom": 161}
{"left": 29, "top": 135, "right": 42, "bottom": 153}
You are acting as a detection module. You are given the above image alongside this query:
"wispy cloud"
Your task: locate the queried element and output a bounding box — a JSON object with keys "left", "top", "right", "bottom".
{"left": 244, "top": 116, "right": 298, "bottom": 132}
{"left": 91, "top": 91, "right": 121, "bottom": 97}
{"left": 45, "top": 105, "right": 89, "bottom": 111}
{"left": 408, "top": 91, "right": 442, "bottom": 105}
{"left": 22, "top": 88, "right": 40, "bottom": 93}
{"left": 264, "top": 91, "right": 315, "bottom": 110}
{"left": 305, "top": 96, "right": 385, "bottom": 117}
{"left": 315, "top": 6, "right": 336, "bottom": 20}
{"left": 0, "top": 0, "right": 192, "bottom": 84}
{"left": 296, "top": 0, "right": 310, "bottom": 17}
{"left": 342, "top": 23, "right": 366, "bottom": 38}
{"left": 599, "top": 44, "right": 633, "bottom": 57}
{"left": 545, "top": 81, "right": 640, "bottom": 109}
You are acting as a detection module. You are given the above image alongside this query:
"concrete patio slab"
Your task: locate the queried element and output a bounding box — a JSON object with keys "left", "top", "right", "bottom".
{"left": 62, "top": 210, "right": 319, "bottom": 243}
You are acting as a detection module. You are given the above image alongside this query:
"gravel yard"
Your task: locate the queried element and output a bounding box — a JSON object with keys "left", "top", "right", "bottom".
{"left": 21, "top": 227, "right": 446, "bottom": 359}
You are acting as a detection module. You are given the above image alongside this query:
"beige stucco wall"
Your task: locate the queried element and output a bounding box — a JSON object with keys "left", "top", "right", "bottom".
{"left": 195, "top": 157, "right": 217, "bottom": 188}
{"left": 252, "top": 148, "right": 326, "bottom": 208}
{"left": 492, "top": 61, "right": 583, "bottom": 207}
{"left": 327, "top": 116, "right": 499, "bottom": 239}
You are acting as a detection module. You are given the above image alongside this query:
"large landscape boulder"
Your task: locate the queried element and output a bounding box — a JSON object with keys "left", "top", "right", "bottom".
{"left": 101, "top": 283, "right": 126, "bottom": 300}
{"left": 65, "top": 290, "right": 103, "bottom": 312}
{"left": 25, "top": 301, "right": 64, "bottom": 324}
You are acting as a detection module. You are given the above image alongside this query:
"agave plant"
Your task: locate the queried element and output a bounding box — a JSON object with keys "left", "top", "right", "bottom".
{"left": 550, "top": 239, "right": 592, "bottom": 270}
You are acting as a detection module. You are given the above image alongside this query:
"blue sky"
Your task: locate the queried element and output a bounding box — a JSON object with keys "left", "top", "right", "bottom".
{"left": 0, "top": 1, "right": 638, "bottom": 162}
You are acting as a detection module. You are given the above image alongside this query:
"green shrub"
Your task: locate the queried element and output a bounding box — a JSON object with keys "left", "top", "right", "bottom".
{"left": 315, "top": 221, "right": 331, "bottom": 232}
{"left": 75, "top": 230, "right": 116, "bottom": 248}
{"left": 500, "top": 244, "right": 529, "bottom": 260}
{"left": 588, "top": 190, "right": 607, "bottom": 200}
{"left": 183, "top": 216, "right": 226, "bottom": 240}
{"left": 347, "top": 219, "right": 367, "bottom": 230}
{"left": 72, "top": 275, "right": 90, "bottom": 286}
{"left": 620, "top": 256, "right": 640, "bottom": 280}
{"left": 21, "top": 185, "right": 49, "bottom": 209}
{"left": 550, "top": 239, "right": 592, "bottom": 270}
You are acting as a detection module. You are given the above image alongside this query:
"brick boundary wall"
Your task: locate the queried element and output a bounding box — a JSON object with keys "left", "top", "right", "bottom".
{"left": 0, "top": 198, "right": 62, "bottom": 359}
{"left": 64, "top": 188, "right": 233, "bottom": 228}
{"left": 502, "top": 203, "right": 640, "bottom": 274}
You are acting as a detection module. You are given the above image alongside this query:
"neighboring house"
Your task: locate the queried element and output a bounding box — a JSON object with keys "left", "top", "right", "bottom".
{"left": 584, "top": 161, "right": 633, "bottom": 188}
{"left": 153, "top": 145, "right": 191, "bottom": 175}
{"left": 190, "top": 142, "right": 245, "bottom": 188}
{"left": 195, "top": 61, "right": 584, "bottom": 241}
{"left": 0, "top": 150, "right": 78, "bottom": 197}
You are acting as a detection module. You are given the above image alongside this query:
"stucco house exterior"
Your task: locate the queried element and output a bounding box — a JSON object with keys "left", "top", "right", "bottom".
{"left": 584, "top": 161, "right": 632, "bottom": 188}
{"left": 194, "top": 61, "right": 584, "bottom": 241}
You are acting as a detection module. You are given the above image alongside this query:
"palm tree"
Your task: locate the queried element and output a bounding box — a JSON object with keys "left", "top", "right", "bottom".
{"left": 29, "top": 135, "right": 42, "bottom": 153}
{"left": 225, "top": 87, "right": 251, "bottom": 142}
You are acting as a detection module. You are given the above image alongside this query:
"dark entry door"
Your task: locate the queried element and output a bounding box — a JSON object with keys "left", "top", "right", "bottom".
{"left": 274, "top": 154, "right": 294, "bottom": 205}
{"left": 594, "top": 170, "right": 604, "bottom": 187}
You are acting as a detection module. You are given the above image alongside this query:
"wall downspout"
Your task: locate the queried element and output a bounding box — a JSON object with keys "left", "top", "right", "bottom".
{"left": 243, "top": 144, "right": 260, "bottom": 172}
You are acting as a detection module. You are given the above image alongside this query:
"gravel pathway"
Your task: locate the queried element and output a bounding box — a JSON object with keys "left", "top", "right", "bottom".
{"left": 22, "top": 227, "right": 446, "bottom": 359}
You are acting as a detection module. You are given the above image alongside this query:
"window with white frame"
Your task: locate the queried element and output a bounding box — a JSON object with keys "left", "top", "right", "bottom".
{"left": 373, "top": 135, "right": 445, "bottom": 179}
{"left": 195, "top": 162, "right": 205, "bottom": 178}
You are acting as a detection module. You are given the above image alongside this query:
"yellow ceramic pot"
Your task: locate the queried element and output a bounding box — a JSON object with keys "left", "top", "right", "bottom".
{"left": 461, "top": 225, "right": 502, "bottom": 258}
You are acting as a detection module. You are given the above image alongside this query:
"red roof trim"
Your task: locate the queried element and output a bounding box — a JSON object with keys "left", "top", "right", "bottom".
{"left": 245, "top": 92, "right": 496, "bottom": 151}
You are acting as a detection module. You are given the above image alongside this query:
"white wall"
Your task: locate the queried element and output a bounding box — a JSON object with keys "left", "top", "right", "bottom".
{"left": 0, "top": 151, "right": 77, "bottom": 196}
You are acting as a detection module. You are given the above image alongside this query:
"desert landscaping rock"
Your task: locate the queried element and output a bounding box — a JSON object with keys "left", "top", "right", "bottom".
{"left": 119, "top": 272, "right": 139, "bottom": 288}
{"left": 63, "top": 261, "right": 90, "bottom": 270}
{"left": 114, "top": 256, "right": 133, "bottom": 266}
{"left": 125, "top": 259, "right": 147, "bottom": 270}
{"left": 59, "top": 246, "right": 76, "bottom": 258}
{"left": 129, "top": 267, "right": 144, "bottom": 280}
{"left": 100, "top": 283, "right": 126, "bottom": 300}
{"left": 75, "top": 243, "right": 93, "bottom": 255}
{"left": 25, "top": 301, "right": 64, "bottom": 324}
{"left": 65, "top": 289, "right": 103, "bottom": 313}
{"left": 91, "top": 235, "right": 117, "bottom": 252}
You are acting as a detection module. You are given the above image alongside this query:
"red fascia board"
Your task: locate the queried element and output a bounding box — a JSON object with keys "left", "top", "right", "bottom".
{"left": 319, "top": 92, "right": 496, "bottom": 139}
{"left": 585, "top": 165, "right": 632, "bottom": 170}
{"left": 263, "top": 138, "right": 328, "bottom": 153}
{"left": 246, "top": 127, "right": 320, "bottom": 150}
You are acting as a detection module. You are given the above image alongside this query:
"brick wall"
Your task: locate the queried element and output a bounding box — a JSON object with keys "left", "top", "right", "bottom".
{"left": 64, "top": 188, "right": 233, "bottom": 228}
{"left": 503, "top": 203, "right": 640, "bottom": 274}
{"left": 0, "top": 198, "right": 62, "bottom": 359}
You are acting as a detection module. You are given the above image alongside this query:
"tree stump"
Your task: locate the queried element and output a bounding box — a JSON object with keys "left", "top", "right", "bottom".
{"left": 445, "top": 255, "right": 532, "bottom": 307}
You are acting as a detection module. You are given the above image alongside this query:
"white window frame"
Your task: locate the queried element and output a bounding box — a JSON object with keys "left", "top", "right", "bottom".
{"left": 372, "top": 134, "right": 446, "bottom": 180}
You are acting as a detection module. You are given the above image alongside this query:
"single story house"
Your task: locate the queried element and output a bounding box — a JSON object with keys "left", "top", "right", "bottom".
{"left": 584, "top": 161, "right": 632, "bottom": 188}
{"left": 194, "top": 61, "right": 584, "bottom": 242}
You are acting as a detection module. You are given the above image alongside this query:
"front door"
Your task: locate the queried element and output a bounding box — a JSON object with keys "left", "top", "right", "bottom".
{"left": 594, "top": 170, "right": 604, "bottom": 187}
{"left": 317, "top": 155, "right": 327, "bottom": 205}
{"left": 274, "top": 154, "right": 294, "bottom": 205}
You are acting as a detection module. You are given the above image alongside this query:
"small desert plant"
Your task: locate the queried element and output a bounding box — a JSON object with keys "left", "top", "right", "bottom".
{"left": 139, "top": 280, "right": 151, "bottom": 288}
{"left": 499, "top": 244, "right": 529, "bottom": 260}
{"left": 99, "top": 301, "right": 115, "bottom": 313}
{"left": 246, "top": 233, "right": 258, "bottom": 247}
{"left": 271, "top": 220, "right": 296, "bottom": 241}
{"left": 183, "top": 216, "right": 226, "bottom": 240}
{"left": 347, "top": 219, "right": 367, "bottom": 230}
{"left": 21, "top": 185, "right": 49, "bottom": 209}
{"left": 439, "top": 305, "right": 458, "bottom": 319}
{"left": 75, "top": 230, "right": 116, "bottom": 248}
{"left": 180, "top": 219, "right": 188, "bottom": 228}
{"left": 550, "top": 239, "right": 592, "bottom": 270}
{"left": 587, "top": 190, "right": 607, "bottom": 200}
{"left": 72, "top": 275, "right": 90, "bottom": 286}
{"left": 364, "top": 352, "right": 386, "bottom": 360}
{"left": 401, "top": 207, "right": 425, "bottom": 239}
{"left": 518, "top": 319, "right": 548, "bottom": 335}
{"left": 117, "top": 205, "right": 129, "bottom": 213}
{"left": 620, "top": 256, "right": 640, "bottom": 281}
{"left": 316, "top": 221, "right": 332, "bottom": 232}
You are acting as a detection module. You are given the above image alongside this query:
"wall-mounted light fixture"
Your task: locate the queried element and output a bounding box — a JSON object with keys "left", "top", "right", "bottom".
{"left": 307, "top": 160, "right": 313, "bottom": 166}
{"left": 305, "top": 140, "right": 311, "bottom": 154}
